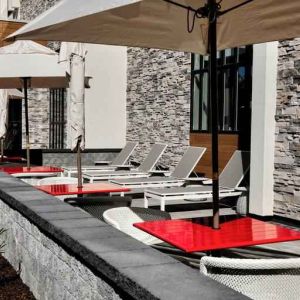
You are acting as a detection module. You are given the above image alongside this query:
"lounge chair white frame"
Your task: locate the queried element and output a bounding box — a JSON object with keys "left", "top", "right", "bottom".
{"left": 144, "top": 151, "right": 250, "bottom": 211}
{"left": 200, "top": 256, "right": 300, "bottom": 300}
{"left": 62, "top": 141, "right": 138, "bottom": 177}
{"left": 83, "top": 143, "right": 167, "bottom": 182}
{"left": 109, "top": 146, "right": 206, "bottom": 189}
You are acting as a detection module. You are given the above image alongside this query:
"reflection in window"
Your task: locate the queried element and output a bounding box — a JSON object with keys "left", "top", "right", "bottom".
{"left": 191, "top": 46, "right": 252, "bottom": 133}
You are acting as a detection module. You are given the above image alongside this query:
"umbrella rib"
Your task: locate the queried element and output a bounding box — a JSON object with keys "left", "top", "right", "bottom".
{"left": 163, "top": 0, "right": 197, "bottom": 13}
{"left": 219, "top": 0, "right": 254, "bottom": 16}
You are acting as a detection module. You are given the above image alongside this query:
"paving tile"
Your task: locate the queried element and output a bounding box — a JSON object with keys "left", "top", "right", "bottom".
{"left": 39, "top": 211, "right": 91, "bottom": 220}
{"left": 50, "top": 218, "right": 105, "bottom": 229}
{"left": 99, "top": 247, "right": 175, "bottom": 269}
{"left": 79, "top": 236, "right": 148, "bottom": 254}
{"left": 120, "top": 262, "right": 247, "bottom": 300}
{"left": 31, "top": 204, "right": 77, "bottom": 213}
{"left": 63, "top": 226, "right": 124, "bottom": 240}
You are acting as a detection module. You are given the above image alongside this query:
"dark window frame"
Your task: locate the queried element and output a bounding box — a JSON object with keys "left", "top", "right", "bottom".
{"left": 49, "top": 88, "right": 66, "bottom": 149}
{"left": 190, "top": 46, "right": 253, "bottom": 134}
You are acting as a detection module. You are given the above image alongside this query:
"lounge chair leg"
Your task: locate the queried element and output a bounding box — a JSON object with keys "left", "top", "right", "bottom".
{"left": 144, "top": 195, "right": 148, "bottom": 208}
{"left": 161, "top": 200, "right": 165, "bottom": 211}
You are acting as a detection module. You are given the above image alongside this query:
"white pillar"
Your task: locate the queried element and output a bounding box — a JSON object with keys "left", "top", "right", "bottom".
{"left": 0, "top": 0, "right": 8, "bottom": 19}
{"left": 249, "top": 42, "right": 278, "bottom": 216}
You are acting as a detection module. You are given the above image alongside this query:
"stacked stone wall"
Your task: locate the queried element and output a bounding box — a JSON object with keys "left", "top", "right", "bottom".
{"left": 274, "top": 39, "right": 300, "bottom": 219}
{"left": 126, "top": 48, "right": 191, "bottom": 168}
{"left": 20, "top": 0, "right": 61, "bottom": 149}
{"left": 0, "top": 199, "right": 122, "bottom": 300}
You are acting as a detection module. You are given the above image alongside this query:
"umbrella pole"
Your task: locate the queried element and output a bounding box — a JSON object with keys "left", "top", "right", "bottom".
{"left": 208, "top": 0, "right": 220, "bottom": 229}
{"left": 76, "top": 137, "right": 83, "bottom": 188}
{"left": 0, "top": 138, "right": 3, "bottom": 162}
{"left": 23, "top": 77, "right": 31, "bottom": 168}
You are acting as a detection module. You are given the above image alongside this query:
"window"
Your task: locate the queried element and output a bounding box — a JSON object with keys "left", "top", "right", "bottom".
{"left": 191, "top": 46, "right": 253, "bottom": 133}
{"left": 49, "top": 89, "right": 66, "bottom": 149}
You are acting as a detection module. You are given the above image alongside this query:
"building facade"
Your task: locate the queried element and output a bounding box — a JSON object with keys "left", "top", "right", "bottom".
{"left": 0, "top": 0, "right": 299, "bottom": 219}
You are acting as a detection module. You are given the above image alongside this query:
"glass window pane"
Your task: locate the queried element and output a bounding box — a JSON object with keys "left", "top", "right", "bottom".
{"left": 193, "top": 54, "right": 201, "bottom": 70}
{"left": 192, "top": 74, "right": 200, "bottom": 131}
{"left": 201, "top": 73, "right": 209, "bottom": 131}
{"left": 202, "top": 56, "right": 209, "bottom": 69}
{"left": 225, "top": 48, "right": 235, "bottom": 64}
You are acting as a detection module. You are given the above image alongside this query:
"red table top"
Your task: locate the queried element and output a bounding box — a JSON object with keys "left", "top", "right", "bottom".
{"left": 0, "top": 166, "right": 63, "bottom": 174}
{"left": 134, "top": 217, "right": 300, "bottom": 252}
{"left": 36, "top": 182, "right": 130, "bottom": 196}
{"left": 1, "top": 156, "right": 26, "bottom": 162}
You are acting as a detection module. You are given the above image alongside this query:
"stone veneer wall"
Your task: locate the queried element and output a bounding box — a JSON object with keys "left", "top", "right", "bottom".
{"left": 0, "top": 200, "right": 122, "bottom": 300}
{"left": 274, "top": 39, "right": 300, "bottom": 219}
{"left": 126, "top": 48, "right": 191, "bottom": 168}
{"left": 20, "top": 0, "right": 61, "bottom": 149}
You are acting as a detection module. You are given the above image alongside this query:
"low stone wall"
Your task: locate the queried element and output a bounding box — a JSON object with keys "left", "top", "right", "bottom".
{"left": 0, "top": 173, "right": 245, "bottom": 300}
{"left": 0, "top": 200, "right": 122, "bottom": 300}
{"left": 42, "top": 149, "right": 120, "bottom": 167}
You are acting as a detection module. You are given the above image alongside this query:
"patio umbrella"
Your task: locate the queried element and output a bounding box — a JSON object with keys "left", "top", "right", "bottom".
{"left": 59, "top": 42, "right": 87, "bottom": 188}
{"left": 9, "top": 0, "right": 300, "bottom": 229}
{"left": 0, "top": 40, "right": 68, "bottom": 168}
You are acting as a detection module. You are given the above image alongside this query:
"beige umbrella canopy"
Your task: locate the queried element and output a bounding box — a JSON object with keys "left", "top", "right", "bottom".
{"left": 8, "top": 0, "right": 300, "bottom": 54}
{"left": 9, "top": 0, "right": 300, "bottom": 228}
{"left": 0, "top": 40, "right": 68, "bottom": 167}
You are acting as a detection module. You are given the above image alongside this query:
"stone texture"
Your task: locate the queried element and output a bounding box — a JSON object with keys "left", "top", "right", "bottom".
{"left": 42, "top": 151, "right": 118, "bottom": 166}
{"left": 126, "top": 48, "right": 191, "bottom": 170}
{"left": 20, "top": 0, "right": 63, "bottom": 149}
{"left": 0, "top": 200, "right": 123, "bottom": 300}
{"left": 274, "top": 39, "right": 300, "bottom": 219}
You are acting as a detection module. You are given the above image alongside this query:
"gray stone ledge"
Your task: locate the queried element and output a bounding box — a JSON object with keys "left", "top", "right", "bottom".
{"left": 0, "top": 172, "right": 248, "bottom": 299}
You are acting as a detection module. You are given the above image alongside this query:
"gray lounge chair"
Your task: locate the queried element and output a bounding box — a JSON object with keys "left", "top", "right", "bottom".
{"left": 144, "top": 150, "right": 250, "bottom": 211}
{"left": 63, "top": 141, "right": 138, "bottom": 177}
{"left": 83, "top": 143, "right": 167, "bottom": 182}
{"left": 109, "top": 146, "right": 206, "bottom": 188}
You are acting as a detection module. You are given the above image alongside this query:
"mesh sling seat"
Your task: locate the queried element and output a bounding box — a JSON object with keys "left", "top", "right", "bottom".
{"left": 144, "top": 150, "right": 250, "bottom": 211}
{"left": 200, "top": 256, "right": 300, "bottom": 300}
{"left": 65, "top": 196, "right": 132, "bottom": 221}
{"left": 109, "top": 146, "right": 206, "bottom": 189}
{"left": 82, "top": 143, "right": 167, "bottom": 182}
{"left": 63, "top": 141, "right": 138, "bottom": 176}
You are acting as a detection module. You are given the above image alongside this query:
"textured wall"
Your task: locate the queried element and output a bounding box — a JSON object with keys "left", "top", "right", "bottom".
{"left": 0, "top": 199, "right": 122, "bottom": 300}
{"left": 274, "top": 39, "right": 300, "bottom": 220}
{"left": 20, "top": 0, "right": 61, "bottom": 149}
{"left": 126, "top": 48, "right": 191, "bottom": 168}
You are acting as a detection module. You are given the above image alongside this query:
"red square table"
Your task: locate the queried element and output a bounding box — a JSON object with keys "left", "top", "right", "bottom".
{"left": 134, "top": 216, "right": 300, "bottom": 252}
{"left": 0, "top": 166, "right": 63, "bottom": 175}
{"left": 36, "top": 182, "right": 130, "bottom": 196}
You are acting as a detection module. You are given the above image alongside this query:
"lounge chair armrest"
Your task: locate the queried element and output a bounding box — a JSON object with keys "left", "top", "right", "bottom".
{"left": 149, "top": 170, "right": 171, "bottom": 176}
{"left": 94, "top": 160, "right": 111, "bottom": 165}
{"left": 114, "top": 165, "right": 133, "bottom": 170}
{"left": 187, "top": 177, "right": 210, "bottom": 182}
{"left": 235, "top": 187, "right": 248, "bottom": 192}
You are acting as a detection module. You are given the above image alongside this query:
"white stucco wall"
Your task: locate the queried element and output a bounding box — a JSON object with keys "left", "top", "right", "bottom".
{"left": 84, "top": 44, "right": 127, "bottom": 149}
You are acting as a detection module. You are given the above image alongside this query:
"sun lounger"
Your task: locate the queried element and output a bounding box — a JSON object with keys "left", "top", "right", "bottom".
{"left": 109, "top": 146, "right": 206, "bottom": 189}
{"left": 144, "top": 150, "right": 250, "bottom": 211}
{"left": 82, "top": 143, "right": 167, "bottom": 182}
{"left": 62, "top": 141, "right": 138, "bottom": 176}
